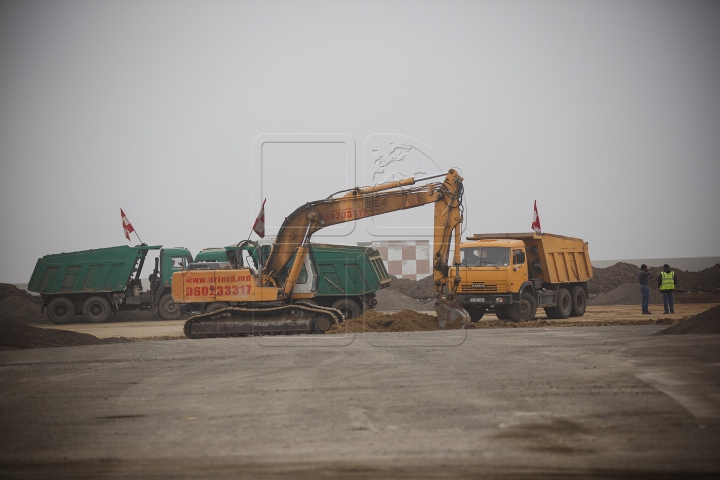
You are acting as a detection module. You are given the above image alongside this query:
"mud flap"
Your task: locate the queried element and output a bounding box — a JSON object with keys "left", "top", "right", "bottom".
{"left": 435, "top": 298, "right": 471, "bottom": 329}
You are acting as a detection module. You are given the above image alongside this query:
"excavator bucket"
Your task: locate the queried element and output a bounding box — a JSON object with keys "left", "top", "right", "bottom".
{"left": 435, "top": 298, "right": 471, "bottom": 329}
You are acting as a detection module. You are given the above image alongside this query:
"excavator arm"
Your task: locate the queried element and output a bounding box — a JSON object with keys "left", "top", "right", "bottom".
{"left": 263, "top": 169, "right": 468, "bottom": 326}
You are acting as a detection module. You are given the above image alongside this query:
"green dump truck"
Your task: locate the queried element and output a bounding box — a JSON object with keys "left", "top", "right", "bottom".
{"left": 193, "top": 243, "right": 390, "bottom": 319}
{"left": 28, "top": 245, "right": 194, "bottom": 324}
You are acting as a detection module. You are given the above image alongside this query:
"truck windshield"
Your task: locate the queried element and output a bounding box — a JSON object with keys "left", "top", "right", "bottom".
{"left": 460, "top": 247, "right": 511, "bottom": 267}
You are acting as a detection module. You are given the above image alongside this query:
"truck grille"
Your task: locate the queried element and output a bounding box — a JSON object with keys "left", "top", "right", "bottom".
{"left": 461, "top": 283, "right": 502, "bottom": 293}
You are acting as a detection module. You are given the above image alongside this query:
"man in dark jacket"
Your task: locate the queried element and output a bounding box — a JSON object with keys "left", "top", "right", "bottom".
{"left": 639, "top": 264, "right": 652, "bottom": 314}
{"left": 658, "top": 264, "right": 677, "bottom": 314}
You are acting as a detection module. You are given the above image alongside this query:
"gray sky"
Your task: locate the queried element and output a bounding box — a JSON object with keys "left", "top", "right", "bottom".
{"left": 1, "top": 0, "right": 719, "bottom": 283}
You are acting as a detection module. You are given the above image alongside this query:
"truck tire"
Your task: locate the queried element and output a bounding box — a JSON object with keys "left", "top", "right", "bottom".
{"left": 494, "top": 306, "right": 509, "bottom": 320}
{"left": 544, "top": 307, "right": 558, "bottom": 319}
{"left": 549, "top": 288, "right": 572, "bottom": 319}
{"left": 507, "top": 292, "right": 537, "bottom": 322}
{"left": 82, "top": 296, "right": 111, "bottom": 323}
{"left": 468, "top": 307, "right": 485, "bottom": 323}
{"left": 570, "top": 286, "right": 587, "bottom": 317}
{"left": 47, "top": 297, "right": 75, "bottom": 324}
{"left": 158, "top": 294, "right": 182, "bottom": 320}
{"left": 204, "top": 302, "right": 230, "bottom": 314}
{"left": 330, "top": 298, "right": 361, "bottom": 321}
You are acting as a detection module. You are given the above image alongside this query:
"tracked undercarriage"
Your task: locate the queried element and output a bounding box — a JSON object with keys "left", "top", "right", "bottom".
{"left": 183, "top": 303, "right": 344, "bottom": 338}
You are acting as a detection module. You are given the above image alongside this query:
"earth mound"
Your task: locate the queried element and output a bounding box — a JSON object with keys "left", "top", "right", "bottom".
{"left": 0, "top": 317, "right": 130, "bottom": 350}
{"left": 588, "top": 263, "right": 720, "bottom": 296}
{"left": 0, "top": 283, "right": 40, "bottom": 305}
{"left": 588, "top": 283, "right": 664, "bottom": 306}
{"left": 654, "top": 304, "right": 720, "bottom": 336}
{"left": 0, "top": 296, "right": 46, "bottom": 324}
{"left": 387, "top": 275, "right": 434, "bottom": 300}
{"left": 375, "top": 289, "right": 429, "bottom": 311}
{"left": 326, "top": 309, "right": 462, "bottom": 334}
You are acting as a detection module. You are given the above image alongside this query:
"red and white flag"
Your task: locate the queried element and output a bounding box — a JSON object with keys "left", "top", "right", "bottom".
{"left": 121, "top": 208, "right": 135, "bottom": 241}
{"left": 252, "top": 199, "right": 266, "bottom": 238}
{"left": 531, "top": 200, "right": 542, "bottom": 234}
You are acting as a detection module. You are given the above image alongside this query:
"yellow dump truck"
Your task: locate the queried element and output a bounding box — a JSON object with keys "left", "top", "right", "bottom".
{"left": 457, "top": 232, "right": 593, "bottom": 322}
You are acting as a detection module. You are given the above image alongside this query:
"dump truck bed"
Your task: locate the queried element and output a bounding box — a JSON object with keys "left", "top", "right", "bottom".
{"left": 28, "top": 245, "right": 162, "bottom": 295}
{"left": 466, "top": 232, "right": 592, "bottom": 284}
{"left": 310, "top": 244, "right": 391, "bottom": 295}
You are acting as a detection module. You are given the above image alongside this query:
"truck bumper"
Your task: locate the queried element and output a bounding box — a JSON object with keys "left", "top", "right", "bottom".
{"left": 458, "top": 294, "right": 513, "bottom": 306}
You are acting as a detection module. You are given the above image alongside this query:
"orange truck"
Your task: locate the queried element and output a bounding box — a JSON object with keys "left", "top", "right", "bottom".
{"left": 457, "top": 232, "right": 593, "bottom": 322}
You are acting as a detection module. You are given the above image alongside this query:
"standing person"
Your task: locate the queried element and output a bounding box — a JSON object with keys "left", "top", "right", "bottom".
{"left": 639, "top": 264, "right": 652, "bottom": 314}
{"left": 658, "top": 264, "right": 677, "bottom": 314}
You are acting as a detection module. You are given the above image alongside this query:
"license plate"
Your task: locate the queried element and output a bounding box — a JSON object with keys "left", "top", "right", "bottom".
{"left": 472, "top": 283, "right": 485, "bottom": 288}
{"left": 470, "top": 298, "right": 485, "bottom": 303}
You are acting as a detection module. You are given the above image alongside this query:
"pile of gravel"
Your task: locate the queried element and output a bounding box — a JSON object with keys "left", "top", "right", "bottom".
{"left": 654, "top": 304, "right": 720, "bottom": 335}
{"left": 0, "top": 283, "right": 40, "bottom": 305}
{"left": 0, "top": 296, "right": 46, "bottom": 324}
{"left": 387, "top": 275, "right": 434, "bottom": 300}
{"left": 326, "top": 309, "right": 461, "bottom": 334}
{"left": 375, "top": 289, "right": 429, "bottom": 311}
{"left": 588, "top": 263, "right": 720, "bottom": 296}
{"left": 0, "top": 317, "right": 129, "bottom": 350}
{"left": 588, "top": 283, "right": 664, "bottom": 306}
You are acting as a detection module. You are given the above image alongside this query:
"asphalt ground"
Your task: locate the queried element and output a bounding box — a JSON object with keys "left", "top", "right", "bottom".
{"left": 1, "top": 326, "right": 719, "bottom": 479}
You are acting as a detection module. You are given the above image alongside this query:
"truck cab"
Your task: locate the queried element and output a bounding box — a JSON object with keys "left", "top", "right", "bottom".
{"left": 150, "top": 247, "right": 194, "bottom": 319}
{"left": 458, "top": 239, "right": 529, "bottom": 317}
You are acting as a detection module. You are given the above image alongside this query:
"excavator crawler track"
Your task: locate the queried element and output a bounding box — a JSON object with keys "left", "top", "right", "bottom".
{"left": 183, "top": 304, "right": 344, "bottom": 338}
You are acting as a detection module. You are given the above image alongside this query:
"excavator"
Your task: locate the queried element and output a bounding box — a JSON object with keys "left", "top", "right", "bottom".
{"left": 172, "top": 169, "right": 470, "bottom": 338}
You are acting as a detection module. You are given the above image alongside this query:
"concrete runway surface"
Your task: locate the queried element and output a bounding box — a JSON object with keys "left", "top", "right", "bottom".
{"left": 1, "top": 326, "right": 719, "bottom": 479}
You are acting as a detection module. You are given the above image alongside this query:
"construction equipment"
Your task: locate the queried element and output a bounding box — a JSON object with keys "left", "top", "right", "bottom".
{"left": 194, "top": 243, "right": 390, "bottom": 319}
{"left": 172, "top": 169, "right": 469, "bottom": 337}
{"left": 28, "top": 245, "right": 193, "bottom": 324}
{"left": 458, "top": 232, "right": 593, "bottom": 322}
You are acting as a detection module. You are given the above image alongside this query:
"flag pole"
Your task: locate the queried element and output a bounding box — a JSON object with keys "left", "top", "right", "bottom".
{"left": 134, "top": 230, "right": 143, "bottom": 244}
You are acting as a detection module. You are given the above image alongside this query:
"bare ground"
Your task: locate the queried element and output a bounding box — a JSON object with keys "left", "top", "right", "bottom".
{"left": 33, "top": 303, "right": 719, "bottom": 340}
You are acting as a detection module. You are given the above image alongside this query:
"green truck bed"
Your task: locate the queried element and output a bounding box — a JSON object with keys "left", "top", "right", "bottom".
{"left": 28, "top": 245, "right": 162, "bottom": 295}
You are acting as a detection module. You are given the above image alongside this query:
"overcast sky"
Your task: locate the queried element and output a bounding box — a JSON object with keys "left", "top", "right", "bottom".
{"left": 1, "top": 0, "right": 719, "bottom": 283}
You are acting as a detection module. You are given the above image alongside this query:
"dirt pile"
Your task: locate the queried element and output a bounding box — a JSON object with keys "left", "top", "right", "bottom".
{"left": 654, "top": 304, "right": 720, "bottom": 335}
{"left": 0, "top": 283, "right": 40, "bottom": 305}
{"left": 589, "top": 263, "right": 720, "bottom": 295}
{"left": 588, "top": 283, "right": 664, "bottom": 306}
{"left": 326, "top": 309, "right": 463, "bottom": 334}
{"left": 375, "top": 289, "right": 429, "bottom": 311}
{"left": 675, "top": 289, "right": 720, "bottom": 304}
{"left": 0, "top": 317, "right": 130, "bottom": 350}
{"left": 0, "top": 296, "right": 46, "bottom": 324}
{"left": 387, "top": 275, "right": 434, "bottom": 299}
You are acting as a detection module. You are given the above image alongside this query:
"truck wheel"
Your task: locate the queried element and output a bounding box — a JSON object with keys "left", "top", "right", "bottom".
{"left": 82, "top": 296, "right": 111, "bottom": 323}
{"left": 158, "top": 294, "right": 182, "bottom": 320}
{"left": 47, "top": 297, "right": 75, "bottom": 324}
{"left": 507, "top": 292, "right": 537, "bottom": 322}
{"left": 469, "top": 307, "right": 485, "bottom": 323}
{"left": 494, "top": 306, "right": 509, "bottom": 320}
{"left": 549, "top": 288, "right": 572, "bottom": 319}
{"left": 544, "top": 307, "right": 558, "bottom": 319}
{"left": 204, "top": 302, "right": 230, "bottom": 314}
{"left": 570, "top": 286, "right": 587, "bottom": 317}
{"left": 330, "top": 299, "right": 361, "bottom": 321}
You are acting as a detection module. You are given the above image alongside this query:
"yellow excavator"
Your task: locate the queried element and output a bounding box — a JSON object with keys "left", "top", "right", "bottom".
{"left": 172, "top": 169, "right": 470, "bottom": 338}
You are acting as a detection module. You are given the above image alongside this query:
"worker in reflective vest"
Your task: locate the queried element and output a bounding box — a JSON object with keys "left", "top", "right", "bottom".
{"left": 658, "top": 264, "right": 676, "bottom": 314}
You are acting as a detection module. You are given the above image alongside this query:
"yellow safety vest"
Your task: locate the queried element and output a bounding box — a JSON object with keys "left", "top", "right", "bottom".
{"left": 660, "top": 271, "right": 675, "bottom": 291}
